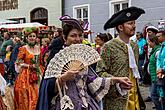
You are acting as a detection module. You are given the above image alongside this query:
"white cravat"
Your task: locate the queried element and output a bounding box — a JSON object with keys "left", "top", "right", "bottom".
{"left": 126, "top": 43, "right": 141, "bottom": 79}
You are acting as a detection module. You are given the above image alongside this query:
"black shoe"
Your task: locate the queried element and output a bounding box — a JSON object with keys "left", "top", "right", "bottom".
{"left": 144, "top": 97, "right": 152, "bottom": 102}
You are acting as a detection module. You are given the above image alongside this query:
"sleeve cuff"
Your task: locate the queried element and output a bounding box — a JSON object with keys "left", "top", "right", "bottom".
{"left": 116, "top": 83, "right": 128, "bottom": 96}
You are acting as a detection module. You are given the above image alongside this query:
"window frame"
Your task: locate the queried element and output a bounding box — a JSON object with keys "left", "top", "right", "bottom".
{"left": 73, "top": 4, "right": 90, "bottom": 30}
{"left": 109, "top": 0, "right": 130, "bottom": 37}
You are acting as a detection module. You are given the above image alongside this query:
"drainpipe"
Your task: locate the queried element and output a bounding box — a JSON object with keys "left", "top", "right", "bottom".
{"left": 61, "top": 0, "right": 65, "bottom": 26}
{"left": 62, "top": 0, "right": 65, "bottom": 16}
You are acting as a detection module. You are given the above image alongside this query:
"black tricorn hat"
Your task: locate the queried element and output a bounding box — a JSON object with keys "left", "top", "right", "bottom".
{"left": 59, "top": 15, "right": 84, "bottom": 32}
{"left": 104, "top": 6, "right": 145, "bottom": 30}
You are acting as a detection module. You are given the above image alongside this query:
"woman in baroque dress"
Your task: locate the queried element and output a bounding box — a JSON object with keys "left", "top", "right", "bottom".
{"left": 36, "top": 17, "right": 132, "bottom": 110}
{"left": 14, "top": 27, "right": 44, "bottom": 110}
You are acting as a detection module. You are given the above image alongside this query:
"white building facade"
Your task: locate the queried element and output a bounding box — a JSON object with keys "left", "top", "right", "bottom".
{"left": 63, "top": 0, "right": 131, "bottom": 37}
{"left": 64, "top": 0, "right": 165, "bottom": 37}
{"left": 0, "top": 0, "right": 62, "bottom": 27}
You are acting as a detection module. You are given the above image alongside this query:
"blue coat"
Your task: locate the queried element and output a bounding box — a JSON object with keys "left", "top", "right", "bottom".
{"left": 157, "top": 42, "right": 165, "bottom": 71}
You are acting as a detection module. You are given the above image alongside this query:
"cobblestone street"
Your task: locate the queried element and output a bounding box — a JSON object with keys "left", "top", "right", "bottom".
{"left": 2, "top": 85, "right": 154, "bottom": 110}
{"left": 140, "top": 85, "right": 154, "bottom": 110}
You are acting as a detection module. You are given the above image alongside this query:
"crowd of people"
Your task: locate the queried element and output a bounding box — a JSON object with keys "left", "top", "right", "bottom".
{"left": 0, "top": 6, "right": 165, "bottom": 110}
{"left": 0, "top": 15, "right": 119, "bottom": 110}
{"left": 133, "top": 25, "right": 165, "bottom": 110}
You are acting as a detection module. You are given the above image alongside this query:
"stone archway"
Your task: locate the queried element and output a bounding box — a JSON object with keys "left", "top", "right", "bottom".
{"left": 30, "top": 7, "right": 48, "bottom": 25}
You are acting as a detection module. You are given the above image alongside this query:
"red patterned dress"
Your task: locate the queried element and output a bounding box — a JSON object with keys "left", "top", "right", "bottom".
{"left": 14, "top": 45, "right": 44, "bottom": 110}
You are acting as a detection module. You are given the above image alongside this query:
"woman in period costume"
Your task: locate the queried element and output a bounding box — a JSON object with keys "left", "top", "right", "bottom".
{"left": 14, "top": 27, "right": 44, "bottom": 110}
{"left": 36, "top": 16, "right": 132, "bottom": 110}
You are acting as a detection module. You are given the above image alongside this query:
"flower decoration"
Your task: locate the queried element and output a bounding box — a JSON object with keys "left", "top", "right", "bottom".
{"left": 29, "top": 55, "right": 41, "bottom": 84}
{"left": 22, "top": 27, "right": 39, "bottom": 37}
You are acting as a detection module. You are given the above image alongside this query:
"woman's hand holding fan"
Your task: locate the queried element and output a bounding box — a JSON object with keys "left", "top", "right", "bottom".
{"left": 44, "top": 44, "right": 101, "bottom": 79}
{"left": 60, "top": 70, "right": 79, "bottom": 82}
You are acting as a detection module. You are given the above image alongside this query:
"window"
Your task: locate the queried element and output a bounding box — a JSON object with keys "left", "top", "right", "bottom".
{"left": 109, "top": 0, "right": 129, "bottom": 37}
{"left": 0, "top": 0, "right": 18, "bottom": 11}
{"left": 73, "top": 4, "right": 90, "bottom": 29}
{"left": 110, "top": 0, "right": 129, "bottom": 15}
{"left": 113, "top": 2, "right": 128, "bottom": 13}
{"left": 30, "top": 8, "right": 48, "bottom": 25}
{"left": 31, "top": 8, "right": 48, "bottom": 20}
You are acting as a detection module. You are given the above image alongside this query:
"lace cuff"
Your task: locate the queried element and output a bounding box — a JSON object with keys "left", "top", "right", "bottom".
{"left": 95, "top": 78, "right": 111, "bottom": 101}
{"left": 88, "top": 77, "right": 112, "bottom": 102}
{"left": 88, "top": 77, "right": 102, "bottom": 94}
{"left": 116, "top": 83, "right": 128, "bottom": 96}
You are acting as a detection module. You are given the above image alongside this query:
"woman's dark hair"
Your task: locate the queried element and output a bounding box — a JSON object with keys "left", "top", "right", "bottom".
{"left": 3, "top": 31, "right": 11, "bottom": 38}
{"left": 136, "top": 32, "right": 143, "bottom": 38}
{"left": 56, "top": 28, "right": 63, "bottom": 37}
{"left": 9, "top": 45, "right": 13, "bottom": 51}
{"left": 42, "top": 50, "right": 49, "bottom": 66}
{"left": 147, "top": 28, "right": 158, "bottom": 34}
{"left": 63, "top": 24, "right": 82, "bottom": 40}
{"left": 149, "top": 35, "right": 159, "bottom": 45}
{"left": 97, "top": 33, "right": 113, "bottom": 43}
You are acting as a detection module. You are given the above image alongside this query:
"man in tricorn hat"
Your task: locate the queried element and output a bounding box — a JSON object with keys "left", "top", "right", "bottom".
{"left": 97, "top": 6, "right": 145, "bottom": 110}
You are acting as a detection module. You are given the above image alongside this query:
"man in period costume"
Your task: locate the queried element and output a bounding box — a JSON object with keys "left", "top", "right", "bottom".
{"left": 97, "top": 6, "right": 146, "bottom": 110}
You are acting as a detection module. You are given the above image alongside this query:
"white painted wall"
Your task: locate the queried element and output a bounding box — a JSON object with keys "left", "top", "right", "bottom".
{"left": 0, "top": 0, "right": 62, "bottom": 27}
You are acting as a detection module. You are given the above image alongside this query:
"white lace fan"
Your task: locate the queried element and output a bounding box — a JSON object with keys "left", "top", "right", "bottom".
{"left": 44, "top": 44, "right": 101, "bottom": 79}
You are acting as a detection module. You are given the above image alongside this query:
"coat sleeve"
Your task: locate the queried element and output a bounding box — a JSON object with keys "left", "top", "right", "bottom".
{"left": 14, "top": 46, "right": 26, "bottom": 73}
{"left": 96, "top": 43, "right": 112, "bottom": 77}
{"left": 87, "top": 67, "right": 112, "bottom": 102}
